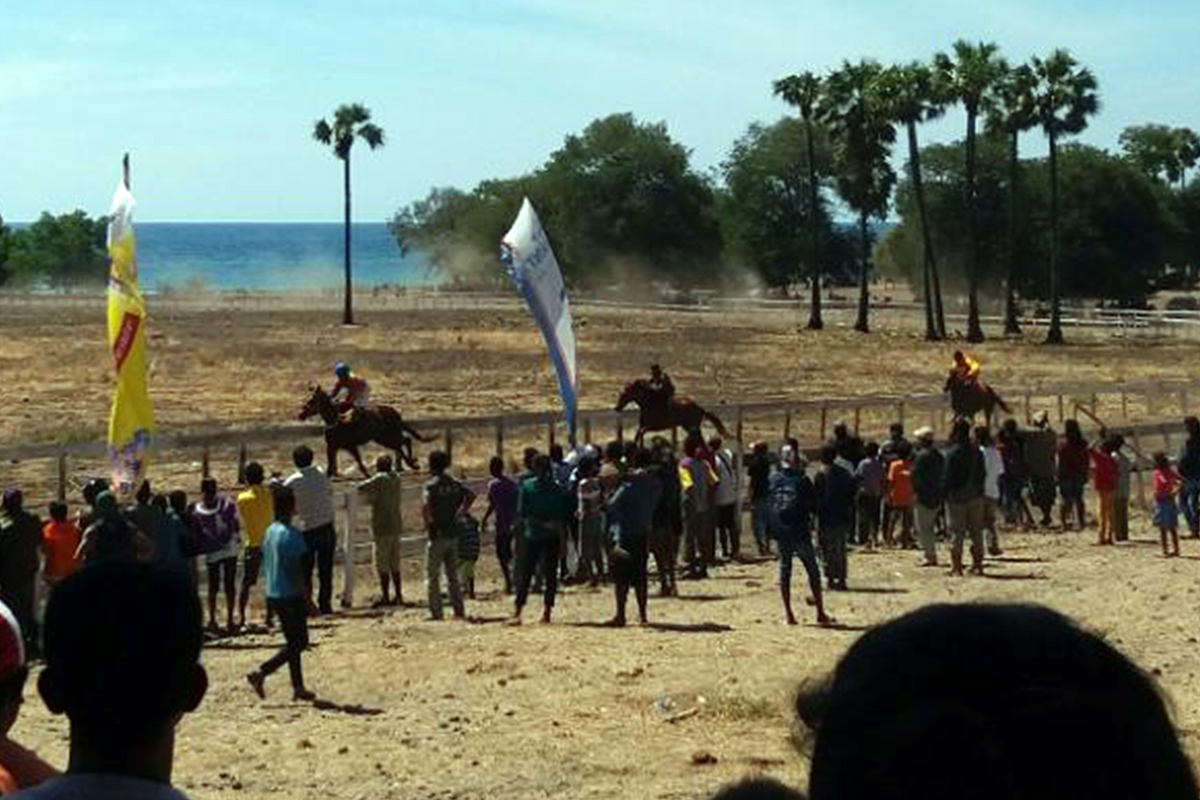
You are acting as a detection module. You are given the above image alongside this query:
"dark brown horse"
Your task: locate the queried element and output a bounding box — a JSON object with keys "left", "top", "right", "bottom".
{"left": 616, "top": 380, "right": 732, "bottom": 445}
{"left": 298, "top": 387, "right": 432, "bottom": 477}
{"left": 944, "top": 372, "right": 1012, "bottom": 425}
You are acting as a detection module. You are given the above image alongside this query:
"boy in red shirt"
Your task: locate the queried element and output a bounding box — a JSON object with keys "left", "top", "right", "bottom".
{"left": 40, "top": 502, "right": 80, "bottom": 588}
{"left": 1090, "top": 441, "right": 1118, "bottom": 546}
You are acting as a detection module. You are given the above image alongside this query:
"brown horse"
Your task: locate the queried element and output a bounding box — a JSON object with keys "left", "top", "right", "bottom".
{"left": 944, "top": 372, "right": 1012, "bottom": 425}
{"left": 298, "top": 386, "right": 432, "bottom": 477}
{"left": 616, "top": 380, "right": 732, "bottom": 445}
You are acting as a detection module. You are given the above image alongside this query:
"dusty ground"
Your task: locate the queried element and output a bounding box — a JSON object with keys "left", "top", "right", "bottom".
{"left": 4, "top": 294, "right": 1200, "bottom": 799}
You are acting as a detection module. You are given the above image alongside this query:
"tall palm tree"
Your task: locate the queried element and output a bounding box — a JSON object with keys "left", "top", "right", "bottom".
{"left": 774, "top": 71, "right": 828, "bottom": 330}
{"left": 877, "top": 62, "right": 948, "bottom": 341}
{"left": 935, "top": 40, "right": 1007, "bottom": 343}
{"left": 986, "top": 63, "right": 1039, "bottom": 336}
{"left": 821, "top": 60, "right": 896, "bottom": 334}
{"left": 1031, "top": 50, "right": 1099, "bottom": 345}
{"left": 313, "top": 103, "right": 386, "bottom": 325}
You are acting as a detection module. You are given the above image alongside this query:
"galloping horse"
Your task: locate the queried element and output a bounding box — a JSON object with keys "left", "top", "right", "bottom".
{"left": 944, "top": 372, "right": 1012, "bottom": 425}
{"left": 299, "top": 387, "right": 432, "bottom": 477}
{"left": 616, "top": 380, "right": 732, "bottom": 445}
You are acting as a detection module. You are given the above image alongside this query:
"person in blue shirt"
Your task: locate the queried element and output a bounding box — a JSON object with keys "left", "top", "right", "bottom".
{"left": 770, "top": 446, "right": 831, "bottom": 627}
{"left": 246, "top": 487, "right": 313, "bottom": 702}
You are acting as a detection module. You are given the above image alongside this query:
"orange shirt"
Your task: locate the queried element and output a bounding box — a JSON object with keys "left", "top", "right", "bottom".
{"left": 0, "top": 737, "right": 58, "bottom": 794}
{"left": 887, "top": 459, "right": 916, "bottom": 508}
{"left": 41, "top": 520, "right": 81, "bottom": 582}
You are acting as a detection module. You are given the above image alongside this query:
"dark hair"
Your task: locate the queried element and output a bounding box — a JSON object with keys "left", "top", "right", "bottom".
{"left": 532, "top": 454, "right": 553, "bottom": 478}
{"left": 135, "top": 481, "right": 152, "bottom": 505}
{"left": 523, "top": 447, "right": 539, "bottom": 470}
{"left": 1064, "top": 419, "right": 1085, "bottom": 447}
{"left": 896, "top": 440, "right": 913, "bottom": 460}
{"left": 797, "top": 603, "right": 1198, "bottom": 800}
{"left": 49, "top": 501, "right": 68, "bottom": 522}
{"left": 1186, "top": 416, "right": 1200, "bottom": 438}
{"left": 820, "top": 444, "right": 836, "bottom": 465}
{"left": 272, "top": 486, "right": 296, "bottom": 520}
{"left": 168, "top": 490, "right": 188, "bottom": 516}
{"left": 151, "top": 494, "right": 168, "bottom": 513}
{"left": 1155, "top": 452, "right": 1171, "bottom": 470}
{"left": 549, "top": 443, "right": 564, "bottom": 462}
{"left": 709, "top": 778, "right": 805, "bottom": 800}
{"left": 293, "top": 445, "right": 315, "bottom": 469}
{"left": 200, "top": 477, "right": 218, "bottom": 496}
{"left": 1, "top": 491, "right": 20, "bottom": 514}
{"left": 244, "top": 462, "right": 265, "bottom": 485}
{"left": 82, "top": 478, "right": 109, "bottom": 507}
{"left": 604, "top": 441, "right": 623, "bottom": 463}
{"left": 40, "top": 563, "right": 204, "bottom": 746}
{"left": 864, "top": 442, "right": 879, "bottom": 458}
{"left": 974, "top": 426, "right": 993, "bottom": 447}
{"left": 890, "top": 423, "right": 904, "bottom": 436}
{"left": 708, "top": 436, "right": 723, "bottom": 451}
{"left": 429, "top": 450, "right": 451, "bottom": 474}
{"left": 632, "top": 447, "right": 653, "bottom": 470}
{"left": 376, "top": 455, "right": 393, "bottom": 473}
{"left": 489, "top": 456, "right": 505, "bottom": 478}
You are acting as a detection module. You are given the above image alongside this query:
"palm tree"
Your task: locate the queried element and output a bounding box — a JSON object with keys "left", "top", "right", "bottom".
{"left": 935, "top": 40, "right": 1007, "bottom": 343}
{"left": 774, "top": 72, "right": 828, "bottom": 330}
{"left": 313, "top": 103, "right": 386, "bottom": 325}
{"left": 1031, "top": 50, "right": 1099, "bottom": 345}
{"left": 821, "top": 60, "right": 896, "bottom": 333}
{"left": 877, "top": 62, "right": 948, "bottom": 341}
{"left": 986, "top": 63, "right": 1039, "bottom": 335}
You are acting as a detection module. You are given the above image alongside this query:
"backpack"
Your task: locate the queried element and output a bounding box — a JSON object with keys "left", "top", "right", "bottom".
{"left": 769, "top": 471, "right": 804, "bottom": 539}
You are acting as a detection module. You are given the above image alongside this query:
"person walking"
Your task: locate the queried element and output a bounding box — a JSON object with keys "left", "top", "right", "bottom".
{"left": 510, "top": 455, "right": 572, "bottom": 625}
{"left": 769, "top": 446, "right": 830, "bottom": 626}
{"left": 283, "top": 446, "right": 337, "bottom": 616}
{"left": 422, "top": 451, "right": 474, "bottom": 621}
{"left": 575, "top": 457, "right": 607, "bottom": 586}
{"left": 815, "top": 445, "right": 856, "bottom": 591}
{"left": 943, "top": 420, "right": 986, "bottom": 576}
{"left": 911, "top": 427, "right": 944, "bottom": 567}
{"left": 357, "top": 456, "right": 404, "bottom": 607}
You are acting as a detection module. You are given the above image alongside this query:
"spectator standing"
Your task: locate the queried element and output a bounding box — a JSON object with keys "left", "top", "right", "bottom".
{"left": 247, "top": 487, "right": 314, "bottom": 701}
{"left": 1057, "top": 420, "right": 1090, "bottom": 531}
{"left": 27, "top": 562, "right": 207, "bottom": 800}
{"left": 283, "top": 446, "right": 337, "bottom": 616}
{"left": 575, "top": 457, "right": 607, "bottom": 586}
{"left": 878, "top": 423, "right": 910, "bottom": 538}
{"left": 943, "top": 420, "right": 986, "bottom": 576}
{"left": 1091, "top": 437, "right": 1119, "bottom": 546}
{"left": 854, "top": 443, "right": 885, "bottom": 548}
{"left": 357, "top": 456, "right": 404, "bottom": 607}
{"left": 127, "top": 482, "right": 167, "bottom": 565}
{"left": 76, "top": 492, "right": 152, "bottom": 565}
{"left": 605, "top": 449, "right": 662, "bottom": 626}
{"left": 710, "top": 438, "right": 739, "bottom": 560}
{"left": 482, "top": 457, "right": 519, "bottom": 593}
{"left": 510, "top": 455, "right": 571, "bottom": 625}
{"left": 457, "top": 514, "right": 481, "bottom": 599}
{"left": 40, "top": 502, "right": 80, "bottom": 591}
{"left": 0, "top": 599, "right": 58, "bottom": 793}
{"left": 770, "top": 446, "right": 829, "bottom": 626}
{"left": 997, "top": 419, "right": 1034, "bottom": 528}
{"left": 190, "top": 478, "right": 241, "bottom": 632}
{"left": 679, "top": 435, "right": 718, "bottom": 579}
{"left": 745, "top": 442, "right": 773, "bottom": 556}
{"left": 1177, "top": 416, "right": 1200, "bottom": 537}
{"left": 977, "top": 427, "right": 1005, "bottom": 556}
{"left": 163, "top": 492, "right": 198, "bottom": 585}
{"left": 911, "top": 427, "right": 944, "bottom": 567}
{"left": 1154, "top": 452, "right": 1182, "bottom": 558}
{"left": 0, "top": 492, "right": 41, "bottom": 656}
{"left": 885, "top": 442, "right": 916, "bottom": 549}
{"left": 649, "top": 440, "right": 682, "bottom": 597}
{"left": 1112, "top": 435, "right": 1133, "bottom": 543}
{"left": 1025, "top": 411, "right": 1058, "bottom": 527}
{"left": 422, "top": 451, "right": 474, "bottom": 621}
{"left": 236, "top": 463, "right": 274, "bottom": 625}
{"left": 815, "top": 445, "right": 856, "bottom": 591}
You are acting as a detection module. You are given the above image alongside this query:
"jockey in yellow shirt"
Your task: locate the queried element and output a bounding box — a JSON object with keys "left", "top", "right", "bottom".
{"left": 951, "top": 350, "right": 981, "bottom": 388}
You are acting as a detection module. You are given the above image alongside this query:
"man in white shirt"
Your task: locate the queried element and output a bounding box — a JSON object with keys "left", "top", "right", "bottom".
{"left": 23, "top": 562, "right": 205, "bottom": 800}
{"left": 976, "top": 426, "right": 1006, "bottom": 557}
{"left": 709, "top": 437, "right": 740, "bottom": 560}
{"left": 283, "top": 445, "right": 338, "bottom": 615}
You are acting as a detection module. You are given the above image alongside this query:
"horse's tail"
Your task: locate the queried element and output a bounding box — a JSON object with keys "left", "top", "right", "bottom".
{"left": 705, "top": 410, "right": 733, "bottom": 440}
{"left": 404, "top": 423, "right": 437, "bottom": 444}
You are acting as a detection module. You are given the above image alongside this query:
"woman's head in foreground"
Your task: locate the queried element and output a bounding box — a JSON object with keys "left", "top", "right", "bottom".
{"left": 796, "top": 603, "right": 1198, "bottom": 800}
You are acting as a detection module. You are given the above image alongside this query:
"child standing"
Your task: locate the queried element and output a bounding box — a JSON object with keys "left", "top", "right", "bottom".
{"left": 886, "top": 442, "right": 916, "bottom": 549}
{"left": 457, "top": 514, "right": 481, "bottom": 599}
{"left": 1090, "top": 439, "right": 1119, "bottom": 546}
{"left": 41, "top": 502, "right": 80, "bottom": 590}
{"left": 1153, "top": 452, "right": 1181, "bottom": 558}
{"left": 576, "top": 458, "right": 607, "bottom": 585}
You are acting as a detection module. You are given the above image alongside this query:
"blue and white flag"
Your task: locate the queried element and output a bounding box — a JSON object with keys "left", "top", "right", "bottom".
{"left": 501, "top": 198, "right": 578, "bottom": 439}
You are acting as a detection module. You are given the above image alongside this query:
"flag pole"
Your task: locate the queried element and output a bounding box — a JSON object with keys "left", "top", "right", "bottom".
{"left": 123, "top": 153, "right": 131, "bottom": 190}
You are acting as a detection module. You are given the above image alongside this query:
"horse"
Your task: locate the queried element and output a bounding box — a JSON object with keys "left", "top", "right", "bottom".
{"left": 298, "top": 386, "right": 433, "bottom": 478}
{"left": 616, "top": 380, "right": 732, "bottom": 446}
{"left": 944, "top": 372, "right": 1012, "bottom": 426}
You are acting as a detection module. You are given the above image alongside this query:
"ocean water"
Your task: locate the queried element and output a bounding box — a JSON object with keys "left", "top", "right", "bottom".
{"left": 131, "top": 223, "right": 434, "bottom": 291}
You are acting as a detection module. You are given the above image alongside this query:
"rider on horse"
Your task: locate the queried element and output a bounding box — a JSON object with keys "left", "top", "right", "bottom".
{"left": 330, "top": 362, "right": 371, "bottom": 422}
{"left": 648, "top": 364, "right": 675, "bottom": 404}
{"left": 950, "top": 350, "right": 981, "bottom": 390}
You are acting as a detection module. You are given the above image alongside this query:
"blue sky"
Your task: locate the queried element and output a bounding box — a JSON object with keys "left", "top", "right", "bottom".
{"left": 1, "top": 0, "right": 1195, "bottom": 222}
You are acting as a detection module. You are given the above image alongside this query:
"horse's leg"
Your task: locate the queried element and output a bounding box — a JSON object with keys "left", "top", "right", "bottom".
{"left": 351, "top": 446, "right": 370, "bottom": 477}
{"left": 326, "top": 437, "right": 339, "bottom": 478}
{"left": 400, "top": 437, "right": 419, "bottom": 471}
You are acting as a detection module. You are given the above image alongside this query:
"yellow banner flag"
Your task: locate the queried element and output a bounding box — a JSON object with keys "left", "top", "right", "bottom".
{"left": 106, "top": 175, "right": 155, "bottom": 495}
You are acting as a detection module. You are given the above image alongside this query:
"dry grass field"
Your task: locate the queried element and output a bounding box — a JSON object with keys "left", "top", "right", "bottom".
{"left": 4, "top": 294, "right": 1200, "bottom": 799}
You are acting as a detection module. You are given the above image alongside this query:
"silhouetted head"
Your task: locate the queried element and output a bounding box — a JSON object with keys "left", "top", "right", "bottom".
{"left": 1, "top": 490, "right": 21, "bottom": 515}
{"left": 709, "top": 778, "right": 805, "bottom": 800}
{"left": 272, "top": 486, "right": 296, "bottom": 523}
{"left": 797, "top": 603, "right": 1198, "bottom": 800}
{"left": 49, "top": 501, "right": 68, "bottom": 523}
{"left": 376, "top": 455, "right": 393, "bottom": 474}
{"left": 428, "top": 450, "right": 451, "bottom": 475}
{"left": 293, "top": 445, "right": 315, "bottom": 469}
{"left": 135, "top": 480, "right": 152, "bottom": 505}
{"left": 532, "top": 454, "right": 553, "bottom": 479}
{"left": 489, "top": 456, "right": 505, "bottom": 479}
{"left": 245, "top": 462, "right": 265, "bottom": 486}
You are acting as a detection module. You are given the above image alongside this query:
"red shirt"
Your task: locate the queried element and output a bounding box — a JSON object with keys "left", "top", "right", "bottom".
{"left": 41, "top": 521, "right": 80, "bottom": 582}
{"left": 1089, "top": 449, "right": 1118, "bottom": 493}
{"left": 1155, "top": 468, "right": 1181, "bottom": 501}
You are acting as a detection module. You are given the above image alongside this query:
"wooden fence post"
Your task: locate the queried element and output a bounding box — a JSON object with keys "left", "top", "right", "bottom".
{"left": 1024, "top": 393, "right": 1032, "bottom": 424}
{"left": 1121, "top": 391, "right": 1129, "bottom": 422}
{"left": 547, "top": 419, "right": 556, "bottom": 451}
{"left": 1057, "top": 395, "right": 1065, "bottom": 423}
{"left": 784, "top": 410, "right": 793, "bottom": 441}
{"left": 1180, "top": 389, "right": 1189, "bottom": 415}
{"left": 56, "top": 452, "right": 67, "bottom": 503}
{"left": 853, "top": 407, "right": 861, "bottom": 436}
{"left": 340, "top": 492, "right": 357, "bottom": 609}
{"left": 1132, "top": 431, "right": 1148, "bottom": 510}
{"left": 201, "top": 446, "right": 211, "bottom": 479}
{"left": 236, "top": 443, "right": 248, "bottom": 485}
{"left": 583, "top": 417, "right": 592, "bottom": 446}
{"left": 736, "top": 406, "right": 745, "bottom": 445}
{"left": 819, "top": 404, "right": 828, "bottom": 442}
{"left": 897, "top": 401, "right": 906, "bottom": 429}
{"left": 495, "top": 421, "right": 505, "bottom": 462}
{"left": 444, "top": 428, "right": 453, "bottom": 462}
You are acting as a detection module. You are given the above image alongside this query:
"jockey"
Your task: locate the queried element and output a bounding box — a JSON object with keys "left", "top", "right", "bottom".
{"left": 951, "top": 350, "right": 981, "bottom": 388}
{"left": 330, "top": 362, "right": 371, "bottom": 417}
{"left": 648, "top": 364, "right": 675, "bottom": 403}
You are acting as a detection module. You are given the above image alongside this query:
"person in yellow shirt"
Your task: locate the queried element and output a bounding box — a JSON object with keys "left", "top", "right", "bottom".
{"left": 951, "top": 350, "right": 981, "bottom": 388}
{"left": 237, "top": 462, "right": 275, "bottom": 628}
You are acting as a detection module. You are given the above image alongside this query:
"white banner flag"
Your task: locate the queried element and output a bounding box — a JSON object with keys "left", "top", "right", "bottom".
{"left": 501, "top": 198, "right": 578, "bottom": 438}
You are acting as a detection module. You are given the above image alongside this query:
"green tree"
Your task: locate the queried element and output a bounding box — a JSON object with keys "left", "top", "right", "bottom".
{"left": 821, "top": 59, "right": 896, "bottom": 333}
{"left": 717, "top": 118, "right": 839, "bottom": 288}
{"left": 987, "top": 62, "right": 1039, "bottom": 335}
{"left": 1120, "top": 124, "right": 1200, "bottom": 190}
{"left": 935, "top": 40, "right": 1007, "bottom": 342}
{"left": 313, "top": 103, "right": 385, "bottom": 325}
{"left": 1031, "top": 49, "right": 1100, "bottom": 345}
{"left": 877, "top": 62, "right": 948, "bottom": 340}
{"left": 3, "top": 211, "right": 108, "bottom": 287}
{"left": 774, "top": 71, "right": 830, "bottom": 329}
{"left": 0, "top": 215, "right": 11, "bottom": 286}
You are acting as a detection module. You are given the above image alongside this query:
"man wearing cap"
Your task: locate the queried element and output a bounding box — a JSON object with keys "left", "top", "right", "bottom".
{"left": 1025, "top": 411, "right": 1058, "bottom": 527}
{"left": 911, "top": 427, "right": 944, "bottom": 567}
{"left": 0, "top": 598, "right": 58, "bottom": 794}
